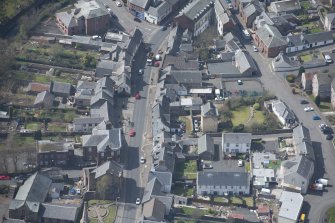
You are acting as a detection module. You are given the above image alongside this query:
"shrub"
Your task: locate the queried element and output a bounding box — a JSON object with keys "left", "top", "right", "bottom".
{"left": 233, "top": 124, "right": 245, "bottom": 132}
{"left": 286, "top": 74, "right": 295, "bottom": 83}
{"left": 253, "top": 103, "right": 260, "bottom": 110}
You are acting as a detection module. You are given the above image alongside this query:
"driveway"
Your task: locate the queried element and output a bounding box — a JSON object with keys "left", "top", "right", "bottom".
{"left": 246, "top": 43, "right": 335, "bottom": 223}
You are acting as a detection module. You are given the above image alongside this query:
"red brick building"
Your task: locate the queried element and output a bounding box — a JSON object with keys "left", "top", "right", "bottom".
{"left": 55, "top": 0, "right": 110, "bottom": 36}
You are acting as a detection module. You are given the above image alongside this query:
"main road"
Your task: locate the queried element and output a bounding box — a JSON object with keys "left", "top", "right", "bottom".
{"left": 245, "top": 44, "right": 335, "bottom": 223}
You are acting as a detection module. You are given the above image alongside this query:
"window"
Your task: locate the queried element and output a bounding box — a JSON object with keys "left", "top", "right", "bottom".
{"left": 88, "top": 148, "right": 92, "bottom": 152}
{"left": 101, "top": 152, "right": 104, "bottom": 157}
{"left": 235, "top": 144, "right": 239, "bottom": 147}
{"left": 246, "top": 143, "right": 250, "bottom": 147}
{"left": 226, "top": 143, "right": 230, "bottom": 147}
{"left": 324, "top": 41, "right": 327, "bottom": 44}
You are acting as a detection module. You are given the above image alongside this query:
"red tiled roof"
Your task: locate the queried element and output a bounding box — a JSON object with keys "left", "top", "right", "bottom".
{"left": 257, "top": 204, "right": 270, "bottom": 214}
{"left": 28, "top": 82, "right": 50, "bottom": 93}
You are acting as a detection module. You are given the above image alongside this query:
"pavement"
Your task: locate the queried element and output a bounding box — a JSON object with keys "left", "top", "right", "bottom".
{"left": 244, "top": 41, "right": 335, "bottom": 223}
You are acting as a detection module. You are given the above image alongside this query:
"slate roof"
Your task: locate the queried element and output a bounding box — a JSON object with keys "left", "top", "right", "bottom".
{"left": 326, "top": 13, "right": 335, "bottom": 23}
{"left": 82, "top": 128, "right": 122, "bottom": 152}
{"left": 315, "top": 73, "right": 335, "bottom": 86}
{"left": 73, "top": 0, "right": 109, "bottom": 19}
{"left": 15, "top": 172, "right": 52, "bottom": 203}
{"left": 270, "top": 0, "right": 301, "bottom": 14}
{"left": 170, "top": 70, "right": 202, "bottom": 84}
{"left": 178, "top": 0, "right": 214, "bottom": 21}
{"left": 92, "top": 160, "right": 123, "bottom": 179}
{"left": 222, "top": 133, "right": 252, "bottom": 144}
{"left": 283, "top": 156, "right": 314, "bottom": 182}
{"left": 163, "top": 55, "right": 199, "bottom": 70}
{"left": 90, "top": 100, "right": 114, "bottom": 121}
{"left": 143, "top": 198, "right": 165, "bottom": 222}
{"left": 198, "top": 134, "right": 214, "bottom": 155}
{"left": 96, "top": 60, "right": 116, "bottom": 77}
{"left": 73, "top": 117, "right": 104, "bottom": 125}
{"left": 41, "top": 203, "right": 79, "bottom": 222}
{"left": 292, "top": 125, "right": 315, "bottom": 160}
{"left": 123, "top": 28, "right": 143, "bottom": 62}
{"left": 198, "top": 172, "right": 250, "bottom": 187}
{"left": 56, "top": 11, "right": 77, "bottom": 28}
{"left": 234, "top": 50, "right": 257, "bottom": 74}
{"left": 201, "top": 102, "right": 218, "bottom": 117}
{"left": 243, "top": 2, "right": 262, "bottom": 18}
{"left": 303, "top": 31, "right": 334, "bottom": 44}
{"left": 147, "top": 1, "right": 171, "bottom": 17}
{"left": 278, "top": 191, "right": 303, "bottom": 221}
{"left": 50, "top": 81, "right": 72, "bottom": 95}
{"left": 34, "top": 91, "right": 54, "bottom": 106}
{"left": 272, "top": 99, "right": 295, "bottom": 122}
{"left": 142, "top": 177, "right": 165, "bottom": 203}
{"left": 215, "top": 0, "right": 230, "bottom": 25}
{"left": 255, "top": 24, "right": 287, "bottom": 48}
{"left": 77, "top": 80, "right": 97, "bottom": 90}
{"left": 129, "top": 0, "right": 150, "bottom": 8}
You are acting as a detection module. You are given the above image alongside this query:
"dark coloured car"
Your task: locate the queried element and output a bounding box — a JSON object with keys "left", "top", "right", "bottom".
{"left": 300, "top": 100, "right": 309, "bottom": 104}
{"left": 323, "top": 127, "right": 334, "bottom": 134}
{"left": 313, "top": 115, "right": 321, "bottom": 120}
{"left": 160, "top": 26, "right": 167, "bottom": 31}
{"left": 326, "top": 134, "right": 333, "bottom": 140}
{"left": 134, "top": 17, "right": 141, "bottom": 22}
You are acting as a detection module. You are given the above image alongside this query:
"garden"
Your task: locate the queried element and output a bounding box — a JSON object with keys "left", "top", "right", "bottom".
{"left": 174, "top": 160, "right": 198, "bottom": 180}
{"left": 88, "top": 200, "right": 117, "bottom": 223}
{"left": 218, "top": 95, "right": 280, "bottom": 132}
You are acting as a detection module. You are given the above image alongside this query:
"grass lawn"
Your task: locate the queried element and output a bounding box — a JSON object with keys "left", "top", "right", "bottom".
{"left": 327, "top": 206, "right": 335, "bottom": 223}
{"left": 34, "top": 109, "right": 77, "bottom": 123}
{"left": 301, "top": 1, "right": 312, "bottom": 9}
{"left": 243, "top": 197, "right": 254, "bottom": 208}
{"left": 213, "top": 197, "right": 228, "bottom": 203}
{"left": 47, "top": 123, "right": 67, "bottom": 132}
{"left": 179, "top": 116, "right": 192, "bottom": 133}
{"left": 180, "top": 207, "right": 208, "bottom": 216}
{"left": 245, "top": 161, "right": 250, "bottom": 172}
{"left": 319, "top": 101, "right": 332, "bottom": 112}
{"left": 230, "top": 196, "right": 243, "bottom": 205}
{"left": 267, "top": 160, "right": 281, "bottom": 170}
{"left": 231, "top": 106, "right": 250, "bottom": 126}
{"left": 104, "top": 205, "right": 117, "bottom": 223}
{"left": 26, "top": 122, "right": 43, "bottom": 130}
{"left": 309, "top": 28, "right": 323, "bottom": 33}
{"left": 175, "top": 160, "right": 197, "bottom": 179}
{"left": 300, "top": 54, "right": 313, "bottom": 62}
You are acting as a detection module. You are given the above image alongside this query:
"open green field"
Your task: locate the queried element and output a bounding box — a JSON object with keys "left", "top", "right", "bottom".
{"left": 231, "top": 106, "right": 266, "bottom": 127}
{"left": 327, "top": 206, "right": 335, "bottom": 223}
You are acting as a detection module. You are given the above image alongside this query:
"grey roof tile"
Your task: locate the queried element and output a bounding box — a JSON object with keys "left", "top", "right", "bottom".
{"left": 198, "top": 172, "right": 250, "bottom": 187}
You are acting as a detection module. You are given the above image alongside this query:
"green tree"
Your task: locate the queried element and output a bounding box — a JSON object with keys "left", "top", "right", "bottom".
{"left": 298, "top": 66, "right": 305, "bottom": 77}
{"left": 315, "top": 95, "right": 321, "bottom": 107}
{"left": 253, "top": 103, "right": 260, "bottom": 110}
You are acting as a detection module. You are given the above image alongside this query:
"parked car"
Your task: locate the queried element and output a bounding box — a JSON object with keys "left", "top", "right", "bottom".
{"left": 140, "top": 156, "right": 146, "bottom": 164}
{"left": 238, "top": 159, "right": 244, "bottom": 167}
{"left": 116, "top": 1, "right": 122, "bottom": 6}
{"left": 252, "top": 45, "right": 258, "bottom": 52}
{"left": 129, "top": 128, "right": 136, "bottom": 137}
{"left": 138, "top": 69, "right": 143, "bottom": 75}
{"left": 304, "top": 107, "right": 314, "bottom": 112}
{"left": 0, "top": 175, "right": 10, "bottom": 180}
{"left": 136, "top": 198, "right": 141, "bottom": 205}
{"left": 160, "top": 26, "right": 167, "bottom": 31}
{"left": 325, "top": 54, "right": 333, "bottom": 63}
{"left": 326, "top": 134, "right": 333, "bottom": 140}
{"left": 237, "top": 79, "right": 243, "bottom": 85}
{"left": 300, "top": 100, "right": 309, "bottom": 104}
{"left": 313, "top": 115, "right": 321, "bottom": 120}
{"left": 134, "top": 17, "right": 141, "bottom": 22}
{"left": 135, "top": 92, "right": 141, "bottom": 100}
{"left": 322, "top": 127, "right": 333, "bottom": 134}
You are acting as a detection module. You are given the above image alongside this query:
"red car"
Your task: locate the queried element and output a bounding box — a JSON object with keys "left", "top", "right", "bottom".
{"left": 0, "top": 175, "right": 10, "bottom": 180}
{"left": 129, "top": 128, "right": 136, "bottom": 137}
{"left": 135, "top": 92, "right": 141, "bottom": 100}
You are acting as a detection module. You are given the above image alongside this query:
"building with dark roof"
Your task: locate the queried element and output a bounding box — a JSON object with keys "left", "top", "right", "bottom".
{"left": 33, "top": 91, "right": 55, "bottom": 108}
{"left": 271, "top": 99, "right": 296, "bottom": 127}
{"left": 201, "top": 102, "right": 219, "bottom": 133}
{"left": 215, "top": 0, "right": 234, "bottom": 35}
{"left": 128, "top": 0, "right": 151, "bottom": 20}
{"left": 254, "top": 24, "right": 287, "bottom": 57}
{"left": 324, "top": 12, "right": 335, "bottom": 31}
{"left": 50, "top": 81, "right": 75, "bottom": 98}
{"left": 27, "top": 82, "right": 50, "bottom": 95}
{"left": 174, "top": 0, "right": 215, "bottom": 37}
{"left": 286, "top": 31, "right": 334, "bottom": 53}
{"left": 240, "top": 0, "right": 263, "bottom": 28}
{"left": 198, "top": 134, "right": 215, "bottom": 160}
{"left": 312, "top": 72, "right": 335, "bottom": 100}
{"left": 197, "top": 172, "right": 250, "bottom": 195}
{"left": 55, "top": 0, "right": 110, "bottom": 35}
{"left": 144, "top": 0, "right": 180, "bottom": 25}
{"left": 83, "top": 160, "right": 123, "bottom": 200}
{"left": 143, "top": 198, "right": 165, "bottom": 222}
{"left": 222, "top": 133, "right": 252, "bottom": 154}
{"left": 269, "top": 0, "right": 301, "bottom": 16}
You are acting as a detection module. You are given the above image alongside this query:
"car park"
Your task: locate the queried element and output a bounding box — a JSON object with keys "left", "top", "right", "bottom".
{"left": 313, "top": 115, "right": 321, "bottom": 120}
{"left": 136, "top": 198, "right": 141, "bottom": 205}
{"left": 304, "top": 107, "right": 314, "bottom": 112}
{"left": 300, "top": 100, "right": 309, "bottom": 104}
